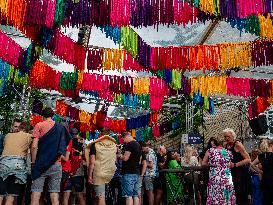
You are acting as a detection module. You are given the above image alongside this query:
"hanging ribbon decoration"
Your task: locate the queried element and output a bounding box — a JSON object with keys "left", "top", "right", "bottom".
{"left": 49, "top": 28, "right": 86, "bottom": 70}
{"left": 0, "top": 30, "right": 25, "bottom": 67}
{"left": 189, "top": 76, "right": 273, "bottom": 100}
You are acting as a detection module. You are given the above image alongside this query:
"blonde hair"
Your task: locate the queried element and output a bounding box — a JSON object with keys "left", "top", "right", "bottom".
{"left": 184, "top": 145, "right": 194, "bottom": 163}
{"left": 250, "top": 149, "right": 261, "bottom": 161}
{"left": 223, "top": 128, "right": 236, "bottom": 139}
{"left": 260, "top": 139, "right": 269, "bottom": 153}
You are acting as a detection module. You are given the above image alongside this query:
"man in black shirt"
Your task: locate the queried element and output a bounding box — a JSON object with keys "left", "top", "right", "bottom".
{"left": 119, "top": 132, "right": 141, "bottom": 205}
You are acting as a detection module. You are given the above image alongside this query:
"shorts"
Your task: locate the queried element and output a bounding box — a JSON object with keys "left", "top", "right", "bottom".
{"left": 144, "top": 176, "right": 155, "bottom": 191}
{"left": 93, "top": 184, "right": 105, "bottom": 198}
{"left": 61, "top": 172, "right": 85, "bottom": 193}
{"left": 0, "top": 176, "right": 25, "bottom": 197}
{"left": 122, "top": 174, "right": 141, "bottom": 197}
{"left": 31, "top": 164, "right": 62, "bottom": 193}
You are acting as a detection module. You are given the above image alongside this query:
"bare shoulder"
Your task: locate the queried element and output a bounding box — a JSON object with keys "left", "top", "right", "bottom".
{"left": 235, "top": 141, "right": 244, "bottom": 148}
{"left": 234, "top": 141, "right": 246, "bottom": 152}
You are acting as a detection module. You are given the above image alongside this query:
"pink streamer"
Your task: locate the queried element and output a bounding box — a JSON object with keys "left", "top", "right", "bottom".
{"left": 236, "top": 0, "right": 264, "bottom": 18}
{"left": 110, "top": 0, "right": 131, "bottom": 26}
{"left": 150, "top": 48, "right": 159, "bottom": 70}
{"left": 173, "top": 0, "right": 197, "bottom": 25}
{"left": 226, "top": 77, "right": 251, "bottom": 97}
{"left": 0, "top": 30, "right": 24, "bottom": 67}
{"left": 149, "top": 78, "right": 168, "bottom": 110}
{"left": 45, "top": 0, "right": 56, "bottom": 28}
{"left": 123, "top": 51, "right": 144, "bottom": 71}
{"left": 50, "top": 28, "right": 86, "bottom": 70}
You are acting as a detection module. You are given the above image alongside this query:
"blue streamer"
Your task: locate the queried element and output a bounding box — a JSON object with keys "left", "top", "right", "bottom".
{"left": 209, "top": 98, "right": 215, "bottom": 115}
{"left": 40, "top": 27, "right": 55, "bottom": 48}
{"left": 136, "top": 129, "right": 144, "bottom": 141}
{"left": 100, "top": 25, "right": 121, "bottom": 44}
{"left": 164, "top": 69, "right": 172, "bottom": 84}
{"left": 0, "top": 59, "right": 10, "bottom": 96}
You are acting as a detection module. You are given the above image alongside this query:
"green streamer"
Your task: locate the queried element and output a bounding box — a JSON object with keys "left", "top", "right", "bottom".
{"left": 214, "top": 0, "right": 220, "bottom": 16}
{"left": 25, "top": 43, "right": 33, "bottom": 69}
{"left": 114, "top": 93, "right": 118, "bottom": 104}
{"left": 86, "top": 131, "right": 90, "bottom": 140}
{"left": 143, "top": 127, "right": 153, "bottom": 141}
{"left": 171, "top": 70, "right": 182, "bottom": 90}
{"left": 54, "top": 0, "right": 65, "bottom": 26}
{"left": 60, "top": 72, "right": 78, "bottom": 90}
{"left": 14, "top": 70, "right": 28, "bottom": 86}
{"left": 155, "top": 69, "right": 164, "bottom": 79}
{"left": 111, "top": 133, "right": 119, "bottom": 144}
{"left": 6, "top": 67, "right": 28, "bottom": 86}
{"left": 120, "top": 94, "right": 125, "bottom": 104}
{"left": 143, "top": 95, "right": 150, "bottom": 109}
{"left": 8, "top": 66, "right": 14, "bottom": 82}
{"left": 204, "top": 97, "right": 209, "bottom": 110}
{"left": 121, "top": 27, "right": 138, "bottom": 58}
{"left": 187, "top": 0, "right": 200, "bottom": 7}
{"left": 137, "top": 95, "right": 143, "bottom": 108}
{"left": 245, "top": 15, "right": 260, "bottom": 36}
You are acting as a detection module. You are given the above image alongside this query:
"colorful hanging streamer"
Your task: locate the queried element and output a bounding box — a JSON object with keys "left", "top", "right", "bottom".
{"left": 49, "top": 28, "right": 86, "bottom": 70}
{"left": 0, "top": 30, "right": 25, "bottom": 67}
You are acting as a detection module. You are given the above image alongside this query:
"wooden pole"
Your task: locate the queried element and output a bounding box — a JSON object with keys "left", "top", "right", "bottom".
{"left": 198, "top": 20, "right": 219, "bottom": 45}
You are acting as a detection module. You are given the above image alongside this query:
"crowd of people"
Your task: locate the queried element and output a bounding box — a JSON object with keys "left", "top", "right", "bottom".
{"left": 0, "top": 107, "right": 273, "bottom": 205}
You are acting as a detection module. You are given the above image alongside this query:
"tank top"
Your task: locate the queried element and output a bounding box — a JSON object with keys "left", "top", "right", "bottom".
{"left": 226, "top": 140, "right": 244, "bottom": 164}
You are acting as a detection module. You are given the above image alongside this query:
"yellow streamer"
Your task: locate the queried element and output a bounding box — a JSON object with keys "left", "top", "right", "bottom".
{"left": 190, "top": 77, "right": 199, "bottom": 96}
{"left": 0, "top": 0, "right": 8, "bottom": 18}
{"left": 102, "top": 49, "right": 124, "bottom": 71}
{"left": 219, "top": 42, "right": 252, "bottom": 70}
{"left": 79, "top": 110, "right": 91, "bottom": 125}
{"left": 190, "top": 76, "right": 227, "bottom": 97}
{"left": 76, "top": 70, "right": 84, "bottom": 90}
{"left": 199, "top": 0, "right": 219, "bottom": 15}
{"left": 133, "top": 77, "right": 150, "bottom": 95}
{"left": 258, "top": 14, "right": 273, "bottom": 40}
{"left": 131, "top": 129, "right": 136, "bottom": 138}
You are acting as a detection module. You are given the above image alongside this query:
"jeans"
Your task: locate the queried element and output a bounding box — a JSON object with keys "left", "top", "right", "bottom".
{"left": 121, "top": 174, "right": 141, "bottom": 197}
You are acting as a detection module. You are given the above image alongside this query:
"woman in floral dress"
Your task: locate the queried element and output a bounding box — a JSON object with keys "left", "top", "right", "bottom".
{"left": 202, "top": 138, "right": 236, "bottom": 205}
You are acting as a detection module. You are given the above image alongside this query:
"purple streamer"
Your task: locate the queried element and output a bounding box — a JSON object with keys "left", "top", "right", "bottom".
{"left": 130, "top": 0, "right": 144, "bottom": 27}
{"left": 138, "top": 38, "right": 151, "bottom": 68}
{"left": 264, "top": 0, "right": 273, "bottom": 14}
{"left": 249, "top": 79, "right": 271, "bottom": 97}
{"left": 90, "top": 0, "right": 111, "bottom": 26}
{"left": 24, "top": 0, "right": 48, "bottom": 26}
{"left": 220, "top": 0, "right": 237, "bottom": 18}
{"left": 252, "top": 41, "right": 273, "bottom": 67}
{"left": 65, "top": 0, "right": 91, "bottom": 27}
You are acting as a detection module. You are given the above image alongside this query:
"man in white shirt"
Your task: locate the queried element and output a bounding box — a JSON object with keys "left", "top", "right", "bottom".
{"left": 142, "top": 141, "right": 157, "bottom": 205}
